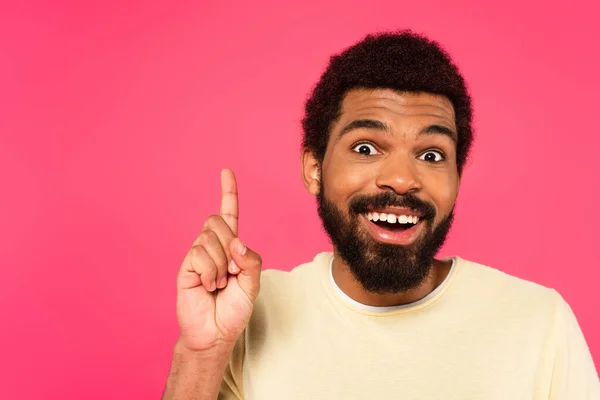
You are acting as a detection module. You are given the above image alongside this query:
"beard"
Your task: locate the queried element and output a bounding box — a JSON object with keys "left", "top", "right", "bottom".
{"left": 317, "top": 181, "right": 454, "bottom": 294}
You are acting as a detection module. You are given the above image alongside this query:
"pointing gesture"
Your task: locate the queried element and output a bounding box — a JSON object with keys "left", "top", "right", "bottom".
{"left": 220, "top": 169, "right": 239, "bottom": 236}
{"left": 176, "top": 169, "right": 262, "bottom": 352}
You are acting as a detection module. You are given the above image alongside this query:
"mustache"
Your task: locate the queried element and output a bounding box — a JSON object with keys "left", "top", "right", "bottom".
{"left": 348, "top": 191, "right": 436, "bottom": 219}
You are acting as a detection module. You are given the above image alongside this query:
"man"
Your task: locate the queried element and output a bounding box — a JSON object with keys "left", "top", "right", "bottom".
{"left": 162, "top": 31, "right": 599, "bottom": 399}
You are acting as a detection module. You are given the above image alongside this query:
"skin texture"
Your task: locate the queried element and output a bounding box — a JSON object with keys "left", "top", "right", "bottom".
{"left": 302, "top": 88, "right": 461, "bottom": 307}
{"left": 162, "top": 169, "right": 263, "bottom": 400}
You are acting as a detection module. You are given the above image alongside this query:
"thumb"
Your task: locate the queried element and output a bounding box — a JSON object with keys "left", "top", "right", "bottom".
{"left": 229, "top": 238, "right": 262, "bottom": 297}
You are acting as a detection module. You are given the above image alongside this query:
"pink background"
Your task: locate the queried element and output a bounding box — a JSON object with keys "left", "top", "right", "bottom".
{"left": 1, "top": 0, "right": 598, "bottom": 398}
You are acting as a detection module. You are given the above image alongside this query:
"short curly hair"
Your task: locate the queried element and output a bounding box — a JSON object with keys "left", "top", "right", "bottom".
{"left": 302, "top": 30, "right": 473, "bottom": 175}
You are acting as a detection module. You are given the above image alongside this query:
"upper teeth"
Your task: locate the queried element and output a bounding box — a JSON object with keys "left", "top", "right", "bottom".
{"left": 366, "top": 212, "right": 420, "bottom": 224}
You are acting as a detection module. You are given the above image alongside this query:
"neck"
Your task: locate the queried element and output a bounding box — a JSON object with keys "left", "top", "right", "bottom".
{"left": 331, "top": 253, "right": 452, "bottom": 307}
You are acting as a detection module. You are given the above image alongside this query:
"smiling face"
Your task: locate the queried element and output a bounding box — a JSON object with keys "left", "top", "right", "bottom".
{"left": 303, "top": 88, "right": 460, "bottom": 293}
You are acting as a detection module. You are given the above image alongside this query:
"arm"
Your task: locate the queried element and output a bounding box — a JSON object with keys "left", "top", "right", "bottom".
{"left": 162, "top": 340, "right": 233, "bottom": 400}
{"left": 163, "top": 170, "right": 261, "bottom": 399}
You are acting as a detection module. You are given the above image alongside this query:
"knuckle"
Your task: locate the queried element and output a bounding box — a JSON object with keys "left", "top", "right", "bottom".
{"left": 189, "top": 244, "right": 204, "bottom": 258}
{"left": 188, "top": 247, "right": 207, "bottom": 271}
{"left": 215, "top": 258, "right": 228, "bottom": 270}
{"left": 189, "top": 256, "right": 215, "bottom": 276}
{"left": 251, "top": 253, "right": 263, "bottom": 267}
{"left": 202, "top": 268, "right": 216, "bottom": 279}
{"left": 203, "top": 214, "right": 223, "bottom": 229}
{"left": 197, "top": 230, "right": 218, "bottom": 245}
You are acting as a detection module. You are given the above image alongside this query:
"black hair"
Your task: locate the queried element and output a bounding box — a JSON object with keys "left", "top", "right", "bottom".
{"left": 302, "top": 30, "right": 473, "bottom": 174}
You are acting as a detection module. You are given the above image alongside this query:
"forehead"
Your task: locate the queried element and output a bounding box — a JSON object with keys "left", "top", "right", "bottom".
{"left": 336, "top": 88, "right": 456, "bottom": 130}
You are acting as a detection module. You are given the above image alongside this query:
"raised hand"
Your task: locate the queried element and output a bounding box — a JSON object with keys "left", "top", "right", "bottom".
{"left": 175, "top": 169, "right": 262, "bottom": 352}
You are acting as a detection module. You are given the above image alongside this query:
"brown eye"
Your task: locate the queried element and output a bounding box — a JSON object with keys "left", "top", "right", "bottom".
{"left": 419, "top": 150, "right": 444, "bottom": 163}
{"left": 353, "top": 143, "right": 378, "bottom": 155}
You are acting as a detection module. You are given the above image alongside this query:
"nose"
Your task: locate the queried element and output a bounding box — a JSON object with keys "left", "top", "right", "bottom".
{"left": 375, "top": 154, "right": 422, "bottom": 195}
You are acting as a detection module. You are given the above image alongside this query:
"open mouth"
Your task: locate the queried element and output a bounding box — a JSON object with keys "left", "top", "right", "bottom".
{"left": 360, "top": 210, "right": 425, "bottom": 245}
{"left": 364, "top": 211, "right": 420, "bottom": 231}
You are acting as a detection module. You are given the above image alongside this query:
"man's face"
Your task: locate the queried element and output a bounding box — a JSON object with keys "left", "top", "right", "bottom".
{"left": 307, "top": 88, "right": 460, "bottom": 294}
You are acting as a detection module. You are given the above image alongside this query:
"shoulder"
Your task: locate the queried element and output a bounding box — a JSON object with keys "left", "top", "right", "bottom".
{"left": 453, "top": 257, "right": 563, "bottom": 320}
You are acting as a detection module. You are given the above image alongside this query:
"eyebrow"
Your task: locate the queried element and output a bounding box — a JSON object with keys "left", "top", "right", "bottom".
{"left": 419, "top": 124, "right": 457, "bottom": 143}
{"left": 337, "top": 118, "right": 457, "bottom": 143}
{"left": 337, "top": 119, "right": 391, "bottom": 140}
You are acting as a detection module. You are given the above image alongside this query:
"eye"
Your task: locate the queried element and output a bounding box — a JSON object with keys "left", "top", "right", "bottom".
{"left": 352, "top": 143, "right": 379, "bottom": 156}
{"left": 419, "top": 150, "right": 445, "bottom": 163}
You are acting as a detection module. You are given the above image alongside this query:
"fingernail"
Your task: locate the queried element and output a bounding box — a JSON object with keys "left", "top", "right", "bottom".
{"left": 218, "top": 277, "right": 228, "bottom": 289}
{"left": 209, "top": 281, "right": 216, "bottom": 292}
{"left": 229, "top": 259, "right": 241, "bottom": 274}
{"left": 236, "top": 239, "right": 247, "bottom": 256}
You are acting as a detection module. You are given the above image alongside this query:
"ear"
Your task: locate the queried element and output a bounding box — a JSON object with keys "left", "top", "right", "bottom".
{"left": 301, "top": 149, "right": 321, "bottom": 196}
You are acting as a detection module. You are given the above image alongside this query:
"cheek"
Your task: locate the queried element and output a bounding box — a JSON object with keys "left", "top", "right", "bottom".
{"left": 430, "top": 173, "right": 459, "bottom": 218}
{"left": 322, "top": 152, "right": 374, "bottom": 201}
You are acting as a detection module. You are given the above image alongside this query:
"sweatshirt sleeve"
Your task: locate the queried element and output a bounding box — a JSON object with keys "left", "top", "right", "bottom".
{"left": 548, "top": 291, "right": 600, "bottom": 400}
{"left": 218, "top": 332, "right": 246, "bottom": 400}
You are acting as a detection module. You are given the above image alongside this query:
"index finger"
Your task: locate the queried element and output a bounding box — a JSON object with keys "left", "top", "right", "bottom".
{"left": 220, "top": 168, "right": 239, "bottom": 236}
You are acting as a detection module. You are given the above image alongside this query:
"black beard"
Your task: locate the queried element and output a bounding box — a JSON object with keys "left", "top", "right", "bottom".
{"left": 317, "top": 182, "right": 454, "bottom": 294}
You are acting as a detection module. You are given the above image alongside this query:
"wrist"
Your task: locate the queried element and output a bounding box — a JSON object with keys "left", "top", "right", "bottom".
{"left": 174, "top": 338, "right": 235, "bottom": 360}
